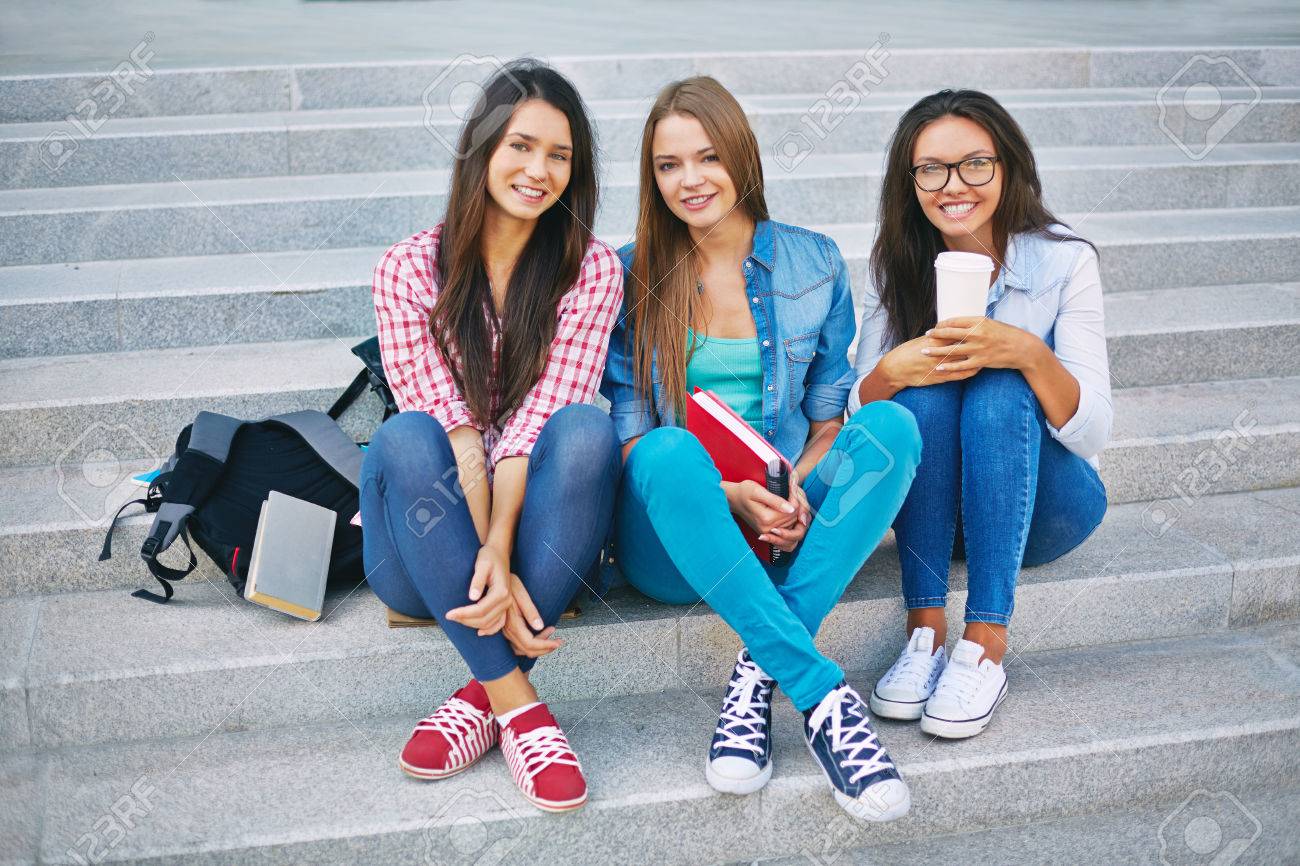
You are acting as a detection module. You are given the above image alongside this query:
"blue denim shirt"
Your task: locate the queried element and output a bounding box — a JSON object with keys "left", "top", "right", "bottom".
{"left": 849, "top": 225, "right": 1112, "bottom": 467}
{"left": 600, "top": 219, "right": 858, "bottom": 463}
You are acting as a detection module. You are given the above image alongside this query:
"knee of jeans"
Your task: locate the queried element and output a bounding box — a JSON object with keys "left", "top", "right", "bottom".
{"left": 364, "top": 411, "right": 453, "bottom": 479}
{"left": 961, "top": 369, "right": 1035, "bottom": 435}
{"left": 892, "top": 381, "right": 961, "bottom": 428}
{"left": 628, "top": 426, "right": 708, "bottom": 478}
{"left": 535, "top": 404, "right": 619, "bottom": 485}
{"left": 538, "top": 404, "right": 618, "bottom": 460}
{"left": 847, "top": 400, "right": 922, "bottom": 469}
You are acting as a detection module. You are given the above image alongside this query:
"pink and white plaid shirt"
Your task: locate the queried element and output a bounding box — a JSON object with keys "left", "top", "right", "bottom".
{"left": 372, "top": 223, "right": 624, "bottom": 470}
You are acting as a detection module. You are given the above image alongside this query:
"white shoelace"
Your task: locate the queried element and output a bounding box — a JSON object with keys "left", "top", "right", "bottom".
{"left": 807, "top": 685, "right": 894, "bottom": 783}
{"left": 933, "top": 661, "right": 984, "bottom": 705}
{"left": 414, "top": 698, "right": 492, "bottom": 763}
{"left": 714, "top": 658, "right": 772, "bottom": 755}
{"left": 884, "top": 649, "right": 939, "bottom": 690}
{"left": 509, "top": 725, "right": 581, "bottom": 783}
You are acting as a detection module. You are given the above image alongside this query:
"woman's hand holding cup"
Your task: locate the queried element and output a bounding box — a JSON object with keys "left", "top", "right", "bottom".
{"left": 880, "top": 333, "right": 979, "bottom": 388}
{"left": 924, "top": 316, "right": 1040, "bottom": 374}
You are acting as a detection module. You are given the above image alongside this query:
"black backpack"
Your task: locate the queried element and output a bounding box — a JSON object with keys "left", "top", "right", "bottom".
{"left": 101, "top": 338, "right": 398, "bottom": 604}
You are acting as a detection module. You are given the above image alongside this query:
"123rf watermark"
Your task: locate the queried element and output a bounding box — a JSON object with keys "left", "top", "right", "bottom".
{"left": 1158, "top": 789, "right": 1261, "bottom": 865}
{"left": 65, "top": 776, "right": 157, "bottom": 865}
{"left": 773, "top": 35, "right": 891, "bottom": 172}
{"left": 405, "top": 444, "right": 489, "bottom": 537}
{"left": 39, "top": 34, "right": 156, "bottom": 174}
{"left": 422, "top": 788, "right": 525, "bottom": 866}
{"left": 1157, "top": 54, "right": 1262, "bottom": 161}
{"left": 1140, "top": 409, "right": 1257, "bottom": 538}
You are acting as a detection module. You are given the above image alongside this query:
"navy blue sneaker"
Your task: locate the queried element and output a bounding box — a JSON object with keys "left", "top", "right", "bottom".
{"left": 705, "top": 649, "right": 775, "bottom": 794}
{"left": 803, "top": 682, "right": 910, "bottom": 822}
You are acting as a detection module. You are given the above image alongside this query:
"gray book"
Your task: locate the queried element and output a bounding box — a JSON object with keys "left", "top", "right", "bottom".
{"left": 243, "top": 491, "right": 336, "bottom": 621}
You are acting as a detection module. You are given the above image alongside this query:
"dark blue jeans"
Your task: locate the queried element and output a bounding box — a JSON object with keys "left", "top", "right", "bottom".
{"left": 360, "top": 404, "right": 621, "bottom": 682}
{"left": 892, "top": 368, "right": 1107, "bottom": 626}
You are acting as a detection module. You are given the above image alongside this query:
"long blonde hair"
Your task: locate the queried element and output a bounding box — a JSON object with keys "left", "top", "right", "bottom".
{"left": 628, "top": 76, "right": 769, "bottom": 422}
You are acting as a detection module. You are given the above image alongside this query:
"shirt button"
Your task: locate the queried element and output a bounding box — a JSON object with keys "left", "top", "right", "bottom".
{"left": 767, "top": 429, "right": 774, "bottom": 436}
{"left": 744, "top": 261, "right": 752, "bottom": 270}
{"left": 762, "top": 339, "right": 771, "bottom": 347}
{"left": 751, "top": 297, "right": 759, "bottom": 304}
{"left": 767, "top": 384, "right": 775, "bottom": 392}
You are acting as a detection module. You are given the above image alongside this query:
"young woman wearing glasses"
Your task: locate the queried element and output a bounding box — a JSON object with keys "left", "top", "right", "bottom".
{"left": 852, "top": 89, "right": 1111, "bottom": 739}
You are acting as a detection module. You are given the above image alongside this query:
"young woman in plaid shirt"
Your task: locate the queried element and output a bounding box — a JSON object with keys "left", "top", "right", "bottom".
{"left": 360, "top": 60, "right": 623, "bottom": 812}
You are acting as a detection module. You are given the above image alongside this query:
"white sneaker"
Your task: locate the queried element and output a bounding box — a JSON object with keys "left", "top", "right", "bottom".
{"left": 920, "top": 638, "right": 1007, "bottom": 739}
{"left": 870, "top": 627, "right": 946, "bottom": 720}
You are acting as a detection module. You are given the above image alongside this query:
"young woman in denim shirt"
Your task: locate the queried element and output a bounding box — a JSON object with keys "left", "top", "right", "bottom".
{"left": 854, "top": 90, "right": 1111, "bottom": 740}
{"left": 601, "top": 77, "right": 922, "bottom": 823}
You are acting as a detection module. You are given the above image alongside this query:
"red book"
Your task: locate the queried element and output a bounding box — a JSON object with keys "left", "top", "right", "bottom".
{"left": 685, "top": 388, "right": 793, "bottom": 564}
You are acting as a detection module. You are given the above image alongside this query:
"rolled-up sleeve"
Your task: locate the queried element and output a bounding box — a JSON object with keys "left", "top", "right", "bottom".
{"left": 372, "top": 241, "right": 478, "bottom": 434}
{"left": 492, "top": 241, "right": 624, "bottom": 464}
{"left": 1046, "top": 247, "right": 1112, "bottom": 460}
{"left": 802, "top": 237, "right": 857, "bottom": 420}
{"left": 846, "top": 273, "right": 889, "bottom": 417}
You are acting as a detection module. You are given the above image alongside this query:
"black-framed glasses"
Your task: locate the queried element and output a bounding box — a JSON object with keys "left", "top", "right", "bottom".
{"left": 909, "top": 156, "right": 1000, "bottom": 192}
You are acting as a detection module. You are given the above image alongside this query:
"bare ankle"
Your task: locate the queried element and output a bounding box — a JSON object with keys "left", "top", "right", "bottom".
{"left": 961, "top": 622, "right": 1009, "bottom": 665}
{"left": 481, "top": 669, "right": 539, "bottom": 718}
{"left": 906, "top": 607, "right": 947, "bottom": 651}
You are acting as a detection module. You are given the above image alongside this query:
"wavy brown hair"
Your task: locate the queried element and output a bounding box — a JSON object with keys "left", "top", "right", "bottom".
{"left": 431, "top": 59, "right": 598, "bottom": 428}
{"left": 871, "top": 89, "right": 1095, "bottom": 352}
{"left": 626, "top": 76, "right": 769, "bottom": 422}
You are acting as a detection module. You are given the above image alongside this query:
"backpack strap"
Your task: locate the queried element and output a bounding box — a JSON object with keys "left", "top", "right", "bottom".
{"left": 346, "top": 336, "right": 399, "bottom": 423}
{"left": 132, "top": 412, "right": 243, "bottom": 603}
{"left": 265, "top": 410, "right": 363, "bottom": 487}
{"left": 327, "top": 368, "right": 371, "bottom": 421}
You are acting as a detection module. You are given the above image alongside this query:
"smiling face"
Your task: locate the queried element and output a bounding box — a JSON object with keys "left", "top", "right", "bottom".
{"left": 911, "top": 114, "right": 1003, "bottom": 253}
{"left": 484, "top": 98, "right": 573, "bottom": 222}
{"left": 651, "top": 112, "right": 740, "bottom": 232}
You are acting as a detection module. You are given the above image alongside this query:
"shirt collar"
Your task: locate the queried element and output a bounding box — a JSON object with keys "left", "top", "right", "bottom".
{"left": 748, "top": 219, "right": 775, "bottom": 271}
{"left": 987, "top": 230, "right": 1036, "bottom": 307}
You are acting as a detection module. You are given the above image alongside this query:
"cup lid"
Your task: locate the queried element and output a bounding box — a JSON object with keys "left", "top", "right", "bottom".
{"left": 935, "top": 251, "right": 995, "bottom": 272}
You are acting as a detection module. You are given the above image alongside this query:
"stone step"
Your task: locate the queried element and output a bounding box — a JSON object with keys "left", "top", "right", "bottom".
{"left": 3, "top": 212, "right": 1297, "bottom": 385}
{"left": 5, "top": 141, "right": 1300, "bottom": 267}
{"left": 5, "top": 82, "right": 1299, "bottom": 187}
{"left": 6, "top": 623, "right": 1298, "bottom": 864}
{"left": 4, "top": 45, "right": 1296, "bottom": 123}
{"left": 3, "top": 484, "right": 1297, "bottom": 751}
{"left": 4, "top": 122, "right": 1299, "bottom": 275}
{"left": 1, "top": 321, "right": 1296, "bottom": 493}
{"left": 7, "top": 141, "right": 1300, "bottom": 266}
{"left": 749, "top": 787, "right": 1300, "bottom": 866}
{"left": 1103, "top": 374, "right": 1300, "bottom": 502}
{"left": 819, "top": 206, "right": 1300, "bottom": 293}
{"left": 1103, "top": 282, "right": 1300, "bottom": 387}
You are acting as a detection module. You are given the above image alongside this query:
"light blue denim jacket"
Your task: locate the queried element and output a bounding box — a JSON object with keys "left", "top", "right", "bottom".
{"left": 848, "top": 225, "right": 1112, "bottom": 467}
{"left": 600, "top": 219, "right": 859, "bottom": 463}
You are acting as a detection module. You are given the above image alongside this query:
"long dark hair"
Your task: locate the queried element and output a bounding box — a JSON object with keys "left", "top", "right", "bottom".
{"left": 431, "top": 59, "right": 598, "bottom": 428}
{"left": 871, "top": 88, "right": 1094, "bottom": 351}
{"left": 628, "top": 76, "right": 769, "bottom": 421}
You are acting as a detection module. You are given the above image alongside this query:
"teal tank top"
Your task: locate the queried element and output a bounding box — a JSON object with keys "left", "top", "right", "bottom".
{"left": 685, "top": 329, "right": 764, "bottom": 430}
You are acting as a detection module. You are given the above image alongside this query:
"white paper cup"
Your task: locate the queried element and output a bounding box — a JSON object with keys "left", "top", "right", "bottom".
{"left": 935, "top": 251, "right": 995, "bottom": 321}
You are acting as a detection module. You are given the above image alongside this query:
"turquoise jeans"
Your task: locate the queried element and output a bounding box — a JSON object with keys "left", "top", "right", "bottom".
{"left": 614, "top": 401, "right": 922, "bottom": 711}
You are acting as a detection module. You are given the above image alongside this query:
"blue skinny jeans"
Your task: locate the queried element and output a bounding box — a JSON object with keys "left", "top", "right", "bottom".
{"left": 892, "top": 367, "right": 1107, "bottom": 626}
{"left": 614, "top": 401, "right": 922, "bottom": 712}
{"left": 360, "top": 404, "right": 621, "bottom": 682}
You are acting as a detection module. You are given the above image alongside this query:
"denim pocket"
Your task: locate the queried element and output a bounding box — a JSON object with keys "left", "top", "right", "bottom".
{"left": 785, "top": 331, "right": 818, "bottom": 405}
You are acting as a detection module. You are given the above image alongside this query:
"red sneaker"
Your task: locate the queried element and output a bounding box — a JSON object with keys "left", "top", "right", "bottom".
{"left": 499, "top": 704, "right": 588, "bottom": 812}
{"left": 399, "top": 680, "right": 497, "bottom": 780}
